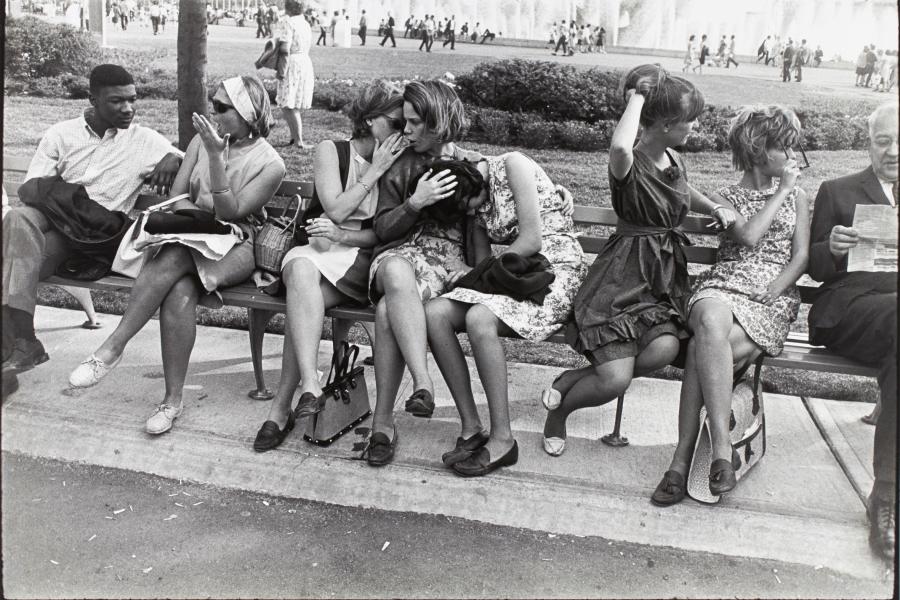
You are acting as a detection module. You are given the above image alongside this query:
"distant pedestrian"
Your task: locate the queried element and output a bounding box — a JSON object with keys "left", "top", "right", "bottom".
{"left": 856, "top": 46, "right": 870, "bottom": 86}
{"left": 865, "top": 45, "right": 877, "bottom": 87}
{"left": 443, "top": 15, "right": 456, "bottom": 49}
{"left": 794, "top": 39, "right": 808, "bottom": 82}
{"left": 693, "top": 34, "right": 709, "bottom": 73}
{"left": 315, "top": 13, "right": 327, "bottom": 45}
{"left": 726, "top": 35, "right": 739, "bottom": 68}
{"left": 379, "top": 12, "right": 396, "bottom": 47}
{"left": 597, "top": 27, "right": 606, "bottom": 53}
{"left": 813, "top": 45, "right": 824, "bottom": 67}
{"left": 683, "top": 34, "right": 697, "bottom": 72}
{"left": 552, "top": 24, "right": 567, "bottom": 56}
{"left": 756, "top": 35, "right": 770, "bottom": 63}
{"left": 480, "top": 28, "right": 496, "bottom": 44}
{"left": 782, "top": 40, "right": 795, "bottom": 82}
{"left": 358, "top": 9, "right": 367, "bottom": 45}
{"left": 404, "top": 15, "right": 414, "bottom": 38}
{"left": 716, "top": 35, "right": 727, "bottom": 66}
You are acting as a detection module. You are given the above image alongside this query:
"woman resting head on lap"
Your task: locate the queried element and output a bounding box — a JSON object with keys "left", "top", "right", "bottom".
{"left": 69, "top": 75, "right": 285, "bottom": 437}
{"left": 651, "top": 105, "right": 808, "bottom": 506}
{"left": 362, "top": 79, "right": 484, "bottom": 467}
{"left": 424, "top": 150, "right": 587, "bottom": 477}
{"left": 253, "top": 80, "right": 409, "bottom": 452}
{"left": 542, "top": 64, "right": 735, "bottom": 460}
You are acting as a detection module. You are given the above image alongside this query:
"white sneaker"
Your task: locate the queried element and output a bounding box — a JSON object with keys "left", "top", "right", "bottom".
{"left": 145, "top": 402, "right": 184, "bottom": 435}
{"left": 542, "top": 436, "right": 566, "bottom": 457}
{"left": 68, "top": 354, "right": 122, "bottom": 388}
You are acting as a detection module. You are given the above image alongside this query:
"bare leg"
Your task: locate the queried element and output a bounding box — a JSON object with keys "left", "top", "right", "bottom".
{"left": 61, "top": 286, "right": 99, "bottom": 325}
{"left": 265, "top": 335, "right": 301, "bottom": 428}
{"left": 282, "top": 258, "right": 348, "bottom": 398}
{"left": 158, "top": 276, "right": 200, "bottom": 407}
{"left": 281, "top": 106, "right": 300, "bottom": 142}
{"left": 666, "top": 340, "right": 704, "bottom": 477}
{"left": 375, "top": 257, "right": 434, "bottom": 398}
{"left": 466, "top": 304, "right": 516, "bottom": 457}
{"left": 93, "top": 245, "right": 195, "bottom": 364}
{"left": 689, "top": 298, "right": 761, "bottom": 462}
{"left": 425, "top": 298, "right": 483, "bottom": 438}
{"left": 543, "top": 335, "right": 680, "bottom": 440}
{"left": 371, "top": 298, "right": 403, "bottom": 438}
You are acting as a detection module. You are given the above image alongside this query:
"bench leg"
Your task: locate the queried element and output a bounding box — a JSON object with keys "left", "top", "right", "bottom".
{"left": 247, "top": 307, "right": 276, "bottom": 400}
{"left": 600, "top": 394, "right": 629, "bottom": 447}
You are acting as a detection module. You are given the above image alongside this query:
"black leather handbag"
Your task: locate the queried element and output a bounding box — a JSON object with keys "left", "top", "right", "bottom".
{"left": 301, "top": 341, "right": 371, "bottom": 446}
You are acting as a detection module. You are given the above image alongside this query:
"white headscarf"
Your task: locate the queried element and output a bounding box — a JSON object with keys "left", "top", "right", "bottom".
{"left": 222, "top": 77, "right": 258, "bottom": 127}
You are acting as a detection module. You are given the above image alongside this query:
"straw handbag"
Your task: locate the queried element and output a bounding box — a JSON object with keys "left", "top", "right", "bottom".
{"left": 254, "top": 195, "right": 304, "bottom": 274}
{"left": 686, "top": 355, "right": 766, "bottom": 504}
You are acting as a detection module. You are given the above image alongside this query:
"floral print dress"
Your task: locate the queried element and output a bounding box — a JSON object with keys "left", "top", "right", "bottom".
{"left": 440, "top": 154, "right": 588, "bottom": 341}
{"left": 689, "top": 184, "right": 801, "bottom": 356}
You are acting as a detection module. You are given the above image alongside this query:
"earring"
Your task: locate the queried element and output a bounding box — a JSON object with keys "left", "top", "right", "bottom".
{"left": 663, "top": 127, "right": 670, "bottom": 133}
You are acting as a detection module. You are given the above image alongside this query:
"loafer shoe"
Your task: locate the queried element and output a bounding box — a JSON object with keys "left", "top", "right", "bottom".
{"left": 709, "top": 458, "right": 737, "bottom": 495}
{"left": 2, "top": 338, "right": 49, "bottom": 374}
{"left": 651, "top": 470, "right": 686, "bottom": 506}
{"left": 404, "top": 389, "right": 434, "bottom": 418}
{"left": 542, "top": 436, "right": 566, "bottom": 457}
{"left": 294, "top": 392, "right": 323, "bottom": 419}
{"left": 253, "top": 411, "right": 296, "bottom": 452}
{"left": 363, "top": 430, "right": 398, "bottom": 467}
{"left": 145, "top": 401, "right": 184, "bottom": 435}
{"left": 69, "top": 353, "right": 122, "bottom": 388}
{"left": 452, "top": 440, "right": 519, "bottom": 477}
{"left": 441, "top": 429, "right": 489, "bottom": 467}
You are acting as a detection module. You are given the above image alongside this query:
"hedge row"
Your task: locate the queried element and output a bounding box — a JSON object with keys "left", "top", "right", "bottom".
{"left": 4, "top": 17, "right": 872, "bottom": 152}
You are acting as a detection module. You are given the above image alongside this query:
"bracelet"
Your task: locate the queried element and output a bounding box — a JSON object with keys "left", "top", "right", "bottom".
{"left": 358, "top": 180, "right": 372, "bottom": 193}
{"left": 211, "top": 187, "right": 231, "bottom": 194}
{"left": 711, "top": 205, "right": 727, "bottom": 215}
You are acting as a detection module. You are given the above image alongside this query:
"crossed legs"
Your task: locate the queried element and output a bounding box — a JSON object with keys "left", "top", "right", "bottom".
{"left": 264, "top": 257, "right": 350, "bottom": 428}
{"left": 370, "top": 257, "right": 434, "bottom": 440}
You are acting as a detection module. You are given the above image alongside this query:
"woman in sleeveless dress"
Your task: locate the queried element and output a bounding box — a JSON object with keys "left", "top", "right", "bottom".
{"left": 276, "top": 0, "right": 315, "bottom": 149}
{"left": 252, "top": 81, "right": 407, "bottom": 451}
{"left": 541, "top": 65, "right": 736, "bottom": 458}
{"left": 426, "top": 152, "right": 587, "bottom": 477}
{"left": 69, "top": 75, "right": 285, "bottom": 435}
{"left": 651, "top": 105, "right": 809, "bottom": 505}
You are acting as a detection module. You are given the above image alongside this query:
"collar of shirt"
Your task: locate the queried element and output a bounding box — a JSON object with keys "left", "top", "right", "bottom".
{"left": 80, "top": 109, "right": 119, "bottom": 141}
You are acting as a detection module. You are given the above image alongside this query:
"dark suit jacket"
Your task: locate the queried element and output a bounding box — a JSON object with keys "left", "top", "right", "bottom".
{"left": 807, "top": 166, "right": 897, "bottom": 343}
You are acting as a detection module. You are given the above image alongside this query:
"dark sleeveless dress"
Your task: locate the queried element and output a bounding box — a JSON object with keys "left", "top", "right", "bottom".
{"left": 566, "top": 148, "right": 692, "bottom": 365}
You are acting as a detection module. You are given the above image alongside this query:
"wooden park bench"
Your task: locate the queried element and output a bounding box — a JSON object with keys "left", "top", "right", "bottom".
{"left": 3, "top": 154, "right": 879, "bottom": 444}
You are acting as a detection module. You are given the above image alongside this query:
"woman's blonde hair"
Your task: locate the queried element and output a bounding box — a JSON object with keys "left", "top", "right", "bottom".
{"left": 403, "top": 80, "right": 468, "bottom": 144}
{"left": 728, "top": 105, "right": 801, "bottom": 171}
{"left": 237, "top": 75, "right": 274, "bottom": 138}
{"left": 620, "top": 64, "right": 705, "bottom": 128}
{"left": 346, "top": 80, "right": 404, "bottom": 139}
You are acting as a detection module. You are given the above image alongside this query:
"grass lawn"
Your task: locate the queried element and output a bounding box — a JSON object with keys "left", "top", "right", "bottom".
{"left": 3, "top": 36, "right": 882, "bottom": 404}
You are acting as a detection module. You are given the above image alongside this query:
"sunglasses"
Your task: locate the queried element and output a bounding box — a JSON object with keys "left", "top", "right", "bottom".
{"left": 781, "top": 141, "right": 810, "bottom": 170}
{"left": 383, "top": 115, "right": 405, "bottom": 130}
{"left": 211, "top": 99, "right": 234, "bottom": 114}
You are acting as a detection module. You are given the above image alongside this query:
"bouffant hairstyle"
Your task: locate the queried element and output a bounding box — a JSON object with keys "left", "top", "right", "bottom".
{"left": 403, "top": 80, "right": 468, "bottom": 144}
{"left": 233, "top": 75, "right": 275, "bottom": 138}
{"left": 410, "top": 159, "right": 486, "bottom": 225}
{"left": 621, "top": 64, "right": 705, "bottom": 128}
{"left": 728, "top": 105, "right": 801, "bottom": 171}
{"left": 346, "top": 80, "right": 404, "bottom": 140}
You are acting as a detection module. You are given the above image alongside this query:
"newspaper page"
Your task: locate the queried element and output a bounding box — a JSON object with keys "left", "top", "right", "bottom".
{"left": 847, "top": 204, "right": 898, "bottom": 272}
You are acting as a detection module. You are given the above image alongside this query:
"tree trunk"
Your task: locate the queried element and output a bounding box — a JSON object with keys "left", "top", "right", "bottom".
{"left": 177, "top": 0, "right": 208, "bottom": 150}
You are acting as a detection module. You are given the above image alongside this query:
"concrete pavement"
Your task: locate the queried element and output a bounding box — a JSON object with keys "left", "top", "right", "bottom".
{"left": 1, "top": 306, "right": 893, "bottom": 591}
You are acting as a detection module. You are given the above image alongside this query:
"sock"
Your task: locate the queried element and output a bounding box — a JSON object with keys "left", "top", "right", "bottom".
{"left": 7, "top": 307, "right": 37, "bottom": 342}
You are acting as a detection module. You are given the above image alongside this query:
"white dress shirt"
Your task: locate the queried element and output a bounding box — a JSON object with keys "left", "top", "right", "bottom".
{"left": 25, "top": 110, "right": 183, "bottom": 213}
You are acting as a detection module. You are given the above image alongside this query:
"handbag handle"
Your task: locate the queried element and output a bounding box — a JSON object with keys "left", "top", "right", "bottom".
{"left": 750, "top": 353, "right": 764, "bottom": 415}
{"left": 278, "top": 194, "right": 305, "bottom": 236}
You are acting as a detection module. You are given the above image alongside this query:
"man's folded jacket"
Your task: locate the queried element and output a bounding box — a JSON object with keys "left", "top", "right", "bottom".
{"left": 454, "top": 252, "right": 556, "bottom": 305}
